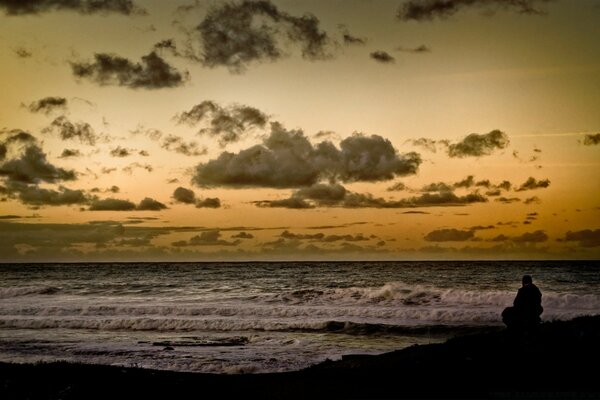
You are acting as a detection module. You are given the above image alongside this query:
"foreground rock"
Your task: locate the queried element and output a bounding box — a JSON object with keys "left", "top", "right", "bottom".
{"left": 1, "top": 316, "right": 599, "bottom": 399}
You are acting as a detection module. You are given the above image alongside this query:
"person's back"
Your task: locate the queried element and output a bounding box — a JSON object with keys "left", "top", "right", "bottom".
{"left": 502, "top": 275, "right": 543, "bottom": 329}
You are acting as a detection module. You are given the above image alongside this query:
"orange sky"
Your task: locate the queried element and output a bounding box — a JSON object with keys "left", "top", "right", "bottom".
{"left": 0, "top": 0, "right": 598, "bottom": 261}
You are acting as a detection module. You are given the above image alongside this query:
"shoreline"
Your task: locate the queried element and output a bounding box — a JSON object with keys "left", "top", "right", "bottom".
{"left": 2, "top": 315, "right": 599, "bottom": 399}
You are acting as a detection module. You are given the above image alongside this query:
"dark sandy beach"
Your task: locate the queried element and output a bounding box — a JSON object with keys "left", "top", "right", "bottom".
{"left": 2, "top": 315, "right": 599, "bottom": 400}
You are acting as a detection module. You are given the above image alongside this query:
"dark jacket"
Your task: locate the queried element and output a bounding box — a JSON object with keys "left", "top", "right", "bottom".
{"left": 513, "top": 283, "right": 543, "bottom": 319}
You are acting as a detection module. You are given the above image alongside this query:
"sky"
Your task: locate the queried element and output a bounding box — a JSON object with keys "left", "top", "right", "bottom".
{"left": 0, "top": 0, "right": 599, "bottom": 261}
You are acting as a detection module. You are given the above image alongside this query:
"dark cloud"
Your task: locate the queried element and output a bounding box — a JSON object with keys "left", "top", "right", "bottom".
{"left": 195, "top": 198, "right": 221, "bottom": 208}
{"left": 447, "top": 130, "right": 509, "bottom": 158}
{"left": 496, "top": 180, "right": 512, "bottom": 191}
{"left": 524, "top": 196, "right": 541, "bottom": 205}
{"left": 122, "top": 162, "right": 152, "bottom": 174}
{"left": 42, "top": 116, "right": 98, "bottom": 145}
{"left": 138, "top": 150, "right": 149, "bottom": 156}
{"left": 453, "top": 176, "right": 475, "bottom": 188}
{"left": 560, "top": 229, "right": 600, "bottom": 247}
{"left": 71, "top": 51, "right": 188, "bottom": 89}
{"left": 512, "top": 230, "right": 548, "bottom": 243}
{"left": 582, "top": 133, "right": 600, "bottom": 146}
{"left": 59, "top": 149, "right": 82, "bottom": 158}
{"left": 424, "top": 228, "right": 475, "bottom": 242}
{"left": 280, "top": 230, "right": 370, "bottom": 243}
{"left": 421, "top": 182, "right": 454, "bottom": 192}
{"left": 0, "top": 0, "right": 144, "bottom": 15}
{"left": 161, "top": 134, "right": 206, "bottom": 156}
{"left": 174, "top": 101, "right": 269, "bottom": 146}
{"left": 494, "top": 197, "right": 521, "bottom": 204}
{"left": 402, "top": 210, "right": 430, "bottom": 214}
{"left": 387, "top": 182, "right": 407, "bottom": 191}
{"left": 88, "top": 197, "right": 166, "bottom": 211}
{"left": 408, "top": 138, "right": 439, "bottom": 152}
{"left": 173, "top": 230, "right": 240, "bottom": 247}
{"left": 256, "top": 183, "right": 487, "bottom": 209}
{"left": 470, "top": 225, "right": 495, "bottom": 230}
{"left": 397, "top": 0, "right": 552, "bottom": 21}
{"left": 193, "top": 123, "right": 421, "bottom": 188}
{"left": 89, "top": 198, "right": 136, "bottom": 211}
{"left": 0, "top": 144, "right": 75, "bottom": 185}
{"left": 485, "top": 189, "right": 501, "bottom": 196}
{"left": 516, "top": 177, "right": 550, "bottom": 191}
{"left": 0, "top": 129, "right": 37, "bottom": 161}
{"left": 14, "top": 47, "right": 32, "bottom": 58}
{"left": 173, "top": 187, "right": 196, "bottom": 204}
{"left": 343, "top": 33, "right": 366, "bottom": 45}
{"left": 370, "top": 51, "right": 395, "bottom": 63}
{"left": 8, "top": 183, "right": 87, "bottom": 206}
{"left": 26, "top": 97, "right": 67, "bottom": 114}
{"left": 137, "top": 197, "right": 167, "bottom": 211}
{"left": 196, "top": 0, "right": 332, "bottom": 72}
{"left": 110, "top": 146, "right": 131, "bottom": 157}
{"left": 397, "top": 45, "right": 431, "bottom": 53}
{"left": 232, "top": 232, "right": 254, "bottom": 239}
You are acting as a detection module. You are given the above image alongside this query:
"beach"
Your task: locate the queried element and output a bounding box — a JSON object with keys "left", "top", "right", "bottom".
{"left": 2, "top": 315, "right": 599, "bottom": 399}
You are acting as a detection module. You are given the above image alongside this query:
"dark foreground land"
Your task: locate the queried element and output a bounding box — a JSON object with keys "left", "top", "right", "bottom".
{"left": 2, "top": 316, "right": 600, "bottom": 400}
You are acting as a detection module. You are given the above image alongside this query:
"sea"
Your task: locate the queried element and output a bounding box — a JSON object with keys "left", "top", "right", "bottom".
{"left": 0, "top": 261, "right": 599, "bottom": 374}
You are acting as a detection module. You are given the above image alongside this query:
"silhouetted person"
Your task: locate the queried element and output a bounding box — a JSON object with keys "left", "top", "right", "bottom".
{"left": 502, "top": 275, "right": 543, "bottom": 330}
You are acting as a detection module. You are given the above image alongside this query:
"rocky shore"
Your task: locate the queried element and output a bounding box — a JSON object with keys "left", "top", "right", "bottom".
{"left": 2, "top": 315, "right": 599, "bottom": 399}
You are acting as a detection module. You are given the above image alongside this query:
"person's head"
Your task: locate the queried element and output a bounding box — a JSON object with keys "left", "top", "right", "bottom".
{"left": 522, "top": 275, "right": 533, "bottom": 286}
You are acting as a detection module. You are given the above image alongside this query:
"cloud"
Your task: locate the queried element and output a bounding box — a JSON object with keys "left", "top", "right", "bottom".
{"left": 14, "top": 47, "right": 32, "bottom": 58}
{"left": 0, "top": 0, "right": 144, "bottom": 15}
{"left": 173, "top": 187, "right": 195, "bottom": 204}
{"left": 343, "top": 33, "right": 366, "bottom": 45}
{"left": 195, "top": 198, "right": 221, "bottom": 208}
{"left": 489, "top": 230, "right": 548, "bottom": 243}
{"left": 174, "top": 101, "right": 269, "bottom": 145}
{"left": 192, "top": 123, "right": 421, "bottom": 188}
{"left": 583, "top": 134, "right": 600, "bottom": 146}
{"left": 560, "top": 229, "right": 600, "bottom": 247}
{"left": 387, "top": 182, "right": 407, "bottom": 191}
{"left": 89, "top": 198, "right": 136, "bottom": 211}
{"left": 71, "top": 51, "right": 188, "bottom": 89}
{"left": 524, "top": 196, "right": 541, "bottom": 205}
{"left": 397, "top": 45, "right": 431, "bottom": 53}
{"left": 408, "top": 138, "right": 440, "bottom": 152}
{"left": 8, "top": 183, "right": 88, "bottom": 206}
{"left": 122, "top": 162, "right": 152, "bottom": 174}
{"left": 512, "top": 230, "right": 548, "bottom": 243}
{"left": 59, "top": 149, "right": 82, "bottom": 158}
{"left": 421, "top": 182, "right": 454, "bottom": 192}
{"left": 232, "top": 232, "right": 254, "bottom": 239}
{"left": 173, "top": 230, "right": 240, "bottom": 247}
{"left": 161, "top": 134, "right": 206, "bottom": 156}
{"left": 402, "top": 210, "right": 430, "bottom": 214}
{"left": 110, "top": 146, "right": 131, "bottom": 157}
{"left": 447, "top": 130, "right": 509, "bottom": 157}
{"left": 196, "top": 0, "right": 332, "bottom": 72}
{"left": 172, "top": 187, "right": 220, "bottom": 208}
{"left": 515, "top": 177, "right": 550, "bottom": 191}
{"left": 42, "top": 116, "right": 99, "bottom": 145}
{"left": 137, "top": 197, "right": 167, "bottom": 211}
{"left": 424, "top": 228, "right": 475, "bottom": 242}
{"left": 494, "top": 197, "right": 520, "bottom": 204}
{"left": 280, "top": 230, "right": 371, "bottom": 243}
{"left": 0, "top": 143, "right": 75, "bottom": 185}
{"left": 256, "top": 183, "right": 487, "bottom": 209}
{"left": 88, "top": 197, "right": 166, "bottom": 211}
{"left": 26, "top": 97, "right": 67, "bottom": 114}
{"left": 370, "top": 51, "right": 395, "bottom": 63}
{"left": 397, "top": 0, "right": 552, "bottom": 21}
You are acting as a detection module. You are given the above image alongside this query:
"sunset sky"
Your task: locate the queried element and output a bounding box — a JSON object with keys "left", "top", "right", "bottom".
{"left": 0, "top": 0, "right": 598, "bottom": 261}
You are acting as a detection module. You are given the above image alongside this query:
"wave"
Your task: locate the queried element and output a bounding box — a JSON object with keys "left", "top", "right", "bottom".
{"left": 0, "top": 286, "right": 61, "bottom": 298}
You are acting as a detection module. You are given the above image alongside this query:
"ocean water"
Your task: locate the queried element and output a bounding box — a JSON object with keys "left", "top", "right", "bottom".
{"left": 0, "top": 261, "right": 599, "bottom": 373}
